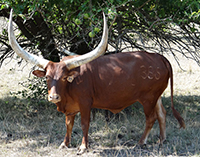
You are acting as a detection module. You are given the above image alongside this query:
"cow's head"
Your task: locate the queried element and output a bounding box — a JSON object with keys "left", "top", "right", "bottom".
{"left": 8, "top": 9, "right": 108, "bottom": 104}
{"left": 32, "top": 61, "right": 79, "bottom": 104}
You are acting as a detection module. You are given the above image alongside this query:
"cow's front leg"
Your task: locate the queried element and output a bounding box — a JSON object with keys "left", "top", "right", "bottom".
{"left": 77, "top": 108, "right": 91, "bottom": 155}
{"left": 59, "top": 115, "right": 75, "bottom": 149}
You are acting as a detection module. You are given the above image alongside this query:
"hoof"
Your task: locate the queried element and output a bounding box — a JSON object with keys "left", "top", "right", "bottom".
{"left": 137, "top": 143, "right": 147, "bottom": 149}
{"left": 77, "top": 145, "right": 88, "bottom": 155}
{"left": 159, "top": 143, "right": 163, "bottom": 149}
{"left": 59, "top": 142, "right": 68, "bottom": 149}
{"left": 140, "top": 144, "right": 147, "bottom": 149}
{"left": 157, "top": 138, "right": 166, "bottom": 146}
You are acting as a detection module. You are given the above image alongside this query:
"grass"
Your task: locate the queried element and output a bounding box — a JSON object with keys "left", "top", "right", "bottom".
{"left": 0, "top": 54, "right": 200, "bottom": 156}
{"left": 0, "top": 94, "right": 199, "bottom": 156}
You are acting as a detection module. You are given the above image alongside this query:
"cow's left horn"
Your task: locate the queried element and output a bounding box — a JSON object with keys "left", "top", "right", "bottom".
{"left": 8, "top": 9, "right": 49, "bottom": 69}
{"left": 64, "top": 12, "right": 108, "bottom": 70}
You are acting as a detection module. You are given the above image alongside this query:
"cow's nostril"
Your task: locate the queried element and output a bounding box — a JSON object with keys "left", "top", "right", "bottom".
{"left": 48, "top": 94, "right": 61, "bottom": 103}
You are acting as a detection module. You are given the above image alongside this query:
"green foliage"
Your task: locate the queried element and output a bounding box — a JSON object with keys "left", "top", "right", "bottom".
{"left": 12, "top": 77, "right": 48, "bottom": 108}
{"left": 1, "top": 0, "right": 200, "bottom": 36}
{"left": 1, "top": 0, "right": 200, "bottom": 51}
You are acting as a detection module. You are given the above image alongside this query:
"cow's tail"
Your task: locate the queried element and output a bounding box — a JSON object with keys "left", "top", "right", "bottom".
{"left": 164, "top": 57, "right": 186, "bottom": 129}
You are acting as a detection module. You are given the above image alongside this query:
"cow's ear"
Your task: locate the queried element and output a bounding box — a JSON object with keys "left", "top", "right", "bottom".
{"left": 32, "top": 70, "right": 46, "bottom": 77}
{"left": 67, "top": 71, "right": 79, "bottom": 83}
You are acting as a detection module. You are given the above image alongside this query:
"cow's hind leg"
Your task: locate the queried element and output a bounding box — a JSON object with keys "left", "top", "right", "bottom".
{"left": 155, "top": 97, "right": 166, "bottom": 145}
{"left": 138, "top": 105, "right": 157, "bottom": 145}
{"left": 59, "top": 115, "right": 76, "bottom": 149}
{"left": 138, "top": 97, "right": 166, "bottom": 146}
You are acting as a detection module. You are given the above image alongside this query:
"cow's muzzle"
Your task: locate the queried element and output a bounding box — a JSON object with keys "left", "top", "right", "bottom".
{"left": 48, "top": 94, "right": 61, "bottom": 103}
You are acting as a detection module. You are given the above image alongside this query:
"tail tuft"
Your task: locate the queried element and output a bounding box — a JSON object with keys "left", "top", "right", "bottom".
{"left": 172, "top": 106, "right": 186, "bottom": 129}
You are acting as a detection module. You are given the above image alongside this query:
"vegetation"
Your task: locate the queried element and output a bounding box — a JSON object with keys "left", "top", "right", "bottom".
{"left": 0, "top": 0, "right": 200, "bottom": 65}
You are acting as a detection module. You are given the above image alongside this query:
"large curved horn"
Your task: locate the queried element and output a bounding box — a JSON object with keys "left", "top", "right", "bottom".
{"left": 8, "top": 9, "right": 49, "bottom": 69}
{"left": 64, "top": 12, "right": 108, "bottom": 70}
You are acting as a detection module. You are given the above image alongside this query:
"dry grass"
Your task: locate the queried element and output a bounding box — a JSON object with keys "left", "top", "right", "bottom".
{"left": 0, "top": 53, "right": 200, "bottom": 157}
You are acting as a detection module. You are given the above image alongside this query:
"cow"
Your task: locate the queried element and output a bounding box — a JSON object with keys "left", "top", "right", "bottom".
{"left": 8, "top": 9, "right": 185, "bottom": 155}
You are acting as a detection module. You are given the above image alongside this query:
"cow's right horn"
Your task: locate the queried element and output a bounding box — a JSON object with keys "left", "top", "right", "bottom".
{"left": 8, "top": 9, "right": 49, "bottom": 69}
{"left": 64, "top": 12, "right": 108, "bottom": 70}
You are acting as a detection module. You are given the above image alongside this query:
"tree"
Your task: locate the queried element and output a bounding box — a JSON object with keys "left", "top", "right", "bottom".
{"left": 0, "top": 0, "right": 200, "bottom": 66}
{"left": 1, "top": 0, "right": 199, "bottom": 122}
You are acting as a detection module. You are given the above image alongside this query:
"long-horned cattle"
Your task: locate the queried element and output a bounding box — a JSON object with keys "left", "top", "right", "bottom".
{"left": 8, "top": 9, "right": 185, "bottom": 154}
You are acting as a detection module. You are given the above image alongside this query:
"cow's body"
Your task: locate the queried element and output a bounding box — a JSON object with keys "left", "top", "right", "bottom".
{"left": 37, "top": 51, "right": 185, "bottom": 154}
{"left": 59, "top": 51, "right": 169, "bottom": 115}
{"left": 8, "top": 10, "right": 185, "bottom": 155}
{"left": 90, "top": 51, "right": 168, "bottom": 113}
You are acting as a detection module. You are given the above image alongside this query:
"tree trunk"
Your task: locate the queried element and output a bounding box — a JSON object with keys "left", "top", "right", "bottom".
{"left": 0, "top": 8, "right": 60, "bottom": 62}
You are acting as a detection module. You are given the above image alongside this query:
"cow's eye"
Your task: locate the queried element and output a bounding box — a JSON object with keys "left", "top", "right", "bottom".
{"left": 62, "top": 76, "right": 68, "bottom": 81}
{"left": 46, "top": 76, "right": 51, "bottom": 81}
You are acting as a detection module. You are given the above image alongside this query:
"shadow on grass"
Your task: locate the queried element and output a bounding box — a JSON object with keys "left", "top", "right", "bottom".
{"left": 0, "top": 95, "right": 200, "bottom": 156}
{"left": 0, "top": 96, "right": 65, "bottom": 146}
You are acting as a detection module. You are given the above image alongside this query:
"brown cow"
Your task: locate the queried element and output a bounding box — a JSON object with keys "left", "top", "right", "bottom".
{"left": 8, "top": 9, "right": 185, "bottom": 155}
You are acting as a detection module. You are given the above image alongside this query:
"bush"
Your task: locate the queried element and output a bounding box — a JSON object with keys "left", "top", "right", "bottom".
{"left": 12, "top": 77, "right": 49, "bottom": 110}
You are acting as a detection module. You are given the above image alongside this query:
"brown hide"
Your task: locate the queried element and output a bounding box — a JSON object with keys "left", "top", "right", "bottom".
{"left": 91, "top": 52, "right": 169, "bottom": 115}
